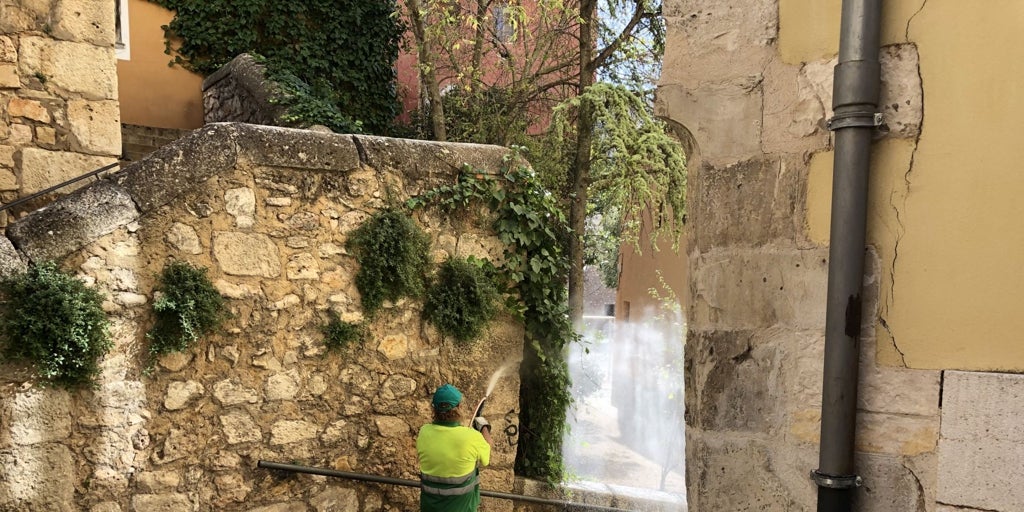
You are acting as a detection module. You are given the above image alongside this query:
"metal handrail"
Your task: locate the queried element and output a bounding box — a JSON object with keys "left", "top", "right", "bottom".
{"left": 0, "top": 162, "right": 120, "bottom": 213}
{"left": 257, "top": 460, "right": 636, "bottom": 511}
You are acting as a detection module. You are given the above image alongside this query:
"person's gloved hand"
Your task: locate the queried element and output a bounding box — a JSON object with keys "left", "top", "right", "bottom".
{"left": 472, "top": 416, "right": 490, "bottom": 432}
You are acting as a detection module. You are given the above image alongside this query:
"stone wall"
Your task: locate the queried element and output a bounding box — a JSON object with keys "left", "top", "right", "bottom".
{"left": 0, "top": 123, "right": 525, "bottom": 511}
{"left": 202, "top": 54, "right": 285, "bottom": 127}
{"left": 658, "top": 0, "right": 941, "bottom": 510}
{"left": 0, "top": 0, "right": 121, "bottom": 223}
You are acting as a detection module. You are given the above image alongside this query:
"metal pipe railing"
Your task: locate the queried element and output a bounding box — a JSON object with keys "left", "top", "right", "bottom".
{"left": 257, "top": 460, "right": 635, "bottom": 511}
{"left": 0, "top": 162, "right": 120, "bottom": 213}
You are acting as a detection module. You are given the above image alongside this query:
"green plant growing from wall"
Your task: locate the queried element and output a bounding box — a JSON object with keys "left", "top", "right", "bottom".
{"left": 423, "top": 256, "right": 500, "bottom": 344}
{"left": 149, "top": 0, "right": 403, "bottom": 134}
{"left": 321, "top": 311, "right": 367, "bottom": 352}
{"left": 0, "top": 262, "right": 112, "bottom": 388}
{"left": 347, "top": 208, "right": 432, "bottom": 318}
{"left": 148, "top": 261, "right": 227, "bottom": 362}
{"left": 408, "top": 157, "right": 576, "bottom": 482}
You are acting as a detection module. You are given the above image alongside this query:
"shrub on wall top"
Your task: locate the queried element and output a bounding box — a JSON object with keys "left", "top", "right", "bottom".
{"left": 0, "top": 261, "right": 112, "bottom": 388}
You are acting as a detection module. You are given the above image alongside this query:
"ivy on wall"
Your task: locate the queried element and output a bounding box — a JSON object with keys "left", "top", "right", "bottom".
{"left": 150, "top": 0, "right": 403, "bottom": 134}
{"left": 346, "top": 208, "right": 432, "bottom": 318}
{"left": 409, "top": 158, "right": 576, "bottom": 482}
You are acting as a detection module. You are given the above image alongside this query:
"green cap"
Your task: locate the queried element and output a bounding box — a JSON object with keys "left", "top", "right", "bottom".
{"left": 432, "top": 384, "right": 463, "bottom": 412}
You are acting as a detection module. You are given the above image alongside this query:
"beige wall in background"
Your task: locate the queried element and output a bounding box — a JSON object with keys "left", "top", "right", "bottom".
{"left": 116, "top": 0, "right": 203, "bottom": 129}
{"left": 801, "top": 0, "right": 1024, "bottom": 370}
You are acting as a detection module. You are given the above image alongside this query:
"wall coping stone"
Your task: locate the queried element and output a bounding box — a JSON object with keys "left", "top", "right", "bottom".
{"left": 6, "top": 180, "right": 138, "bottom": 263}
{"left": 4, "top": 122, "right": 513, "bottom": 266}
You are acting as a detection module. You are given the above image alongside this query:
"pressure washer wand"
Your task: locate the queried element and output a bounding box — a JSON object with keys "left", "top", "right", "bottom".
{"left": 473, "top": 395, "right": 489, "bottom": 418}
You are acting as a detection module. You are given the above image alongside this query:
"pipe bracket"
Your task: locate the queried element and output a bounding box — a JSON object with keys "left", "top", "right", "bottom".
{"left": 810, "top": 470, "right": 863, "bottom": 489}
{"left": 827, "top": 111, "right": 884, "bottom": 131}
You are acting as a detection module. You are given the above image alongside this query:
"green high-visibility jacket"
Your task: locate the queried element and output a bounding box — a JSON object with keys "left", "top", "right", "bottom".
{"left": 416, "top": 421, "right": 491, "bottom": 512}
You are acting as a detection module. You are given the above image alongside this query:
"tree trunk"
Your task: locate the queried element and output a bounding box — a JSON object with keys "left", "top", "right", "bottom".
{"left": 568, "top": 0, "right": 597, "bottom": 324}
{"left": 407, "top": 0, "right": 447, "bottom": 141}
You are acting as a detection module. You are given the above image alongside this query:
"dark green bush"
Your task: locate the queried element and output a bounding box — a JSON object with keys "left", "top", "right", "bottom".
{"left": 346, "top": 209, "right": 432, "bottom": 317}
{"left": 424, "top": 257, "right": 499, "bottom": 344}
{"left": 148, "top": 261, "right": 227, "bottom": 359}
{"left": 321, "top": 311, "right": 367, "bottom": 352}
{"left": 0, "top": 262, "right": 111, "bottom": 388}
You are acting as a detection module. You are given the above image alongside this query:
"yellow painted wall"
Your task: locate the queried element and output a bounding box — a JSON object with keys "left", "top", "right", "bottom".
{"left": 116, "top": 0, "right": 203, "bottom": 129}
{"left": 800, "top": 1, "right": 1024, "bottom": 370}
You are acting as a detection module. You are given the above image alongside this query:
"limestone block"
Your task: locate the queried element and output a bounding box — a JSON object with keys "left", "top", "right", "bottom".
{"left": 655, "top": 80, "right": 763, "bottom": 168}
{"left": 35, "top": 125, "right": 56, "bottom": 145}
{"left": 9, "top": 123, "right": 32, "bottom": 143}
{"left": 53, "top": 0, "right": 116, "bottom": 46}
{"left": 18, "top": 147, "right": 113, "bottom": 194}
{"left": 234, "top": 123, "right": 360, "bottom": 171}
{"left": 7, "top": 180, "right": 137, "bottom": 264}
{"left": 213, "top": 231, "right": 281, "bottom": 277}
{"left": 270, "top": 420, "right": 319, "bottom": 445}
{"left": 380, "top": 375, "right": 417, "bottom": 400}
{"left": 0, "top": 444, "right": 74, "bottom": 511}
{"left": 353, "top": 134, "right": 511, "bottom": 194}
{"left": 89, "top": 502, "right": 121, "bottom": 512}
{"left": 214, "top": 279, "right": 255, "bottom": 299}
{"left": 856, "top": 411, "right": 937, "bottom": 457}
{"left": 214, "top": 473, "right": 251, "bottom": 503}
{"left": 378, "top": 334, "right": 409, "bottom": 360}
{"left": 225, "top": 187, "right": 255, "bottom": 228}
{"left": 691, "top": 247, "right": 828, "bottom": 331}
{"left": 375, "top": 416, "right": 410, "bottom": 438}
{"left": 9, "top": 388, "right": 72, "bottom": 445}
{"left": 311, "top": 487, "right": 359, "bottom": 512}
{"left": 878, "top": 44, "right": 923, "bottom": 139}
{"left": 686, "top": 436, "right": 800, "bottom": 511}
{"left": 0, "top": 145, "right": 14, "bottom": 168}
{"left": 0, "top": 36, "right": 15, "bottom": 62}
{"left": 265, "top": 197, "right": 291, "bottom": 207}
{"left": 18, "top": 36, "right": 116, "bottom": 100}
{"left": 8, "top": 97, "right": 50, "bottom": 122}
{"left": 0, "top": 63, "right": 19, "bottom": 88}
{"left": 286, "top": 252, "right": 319, "bottom": 280}
{"left": 660, "top": 0, "right": 778, "bottom": 85}
{"left": 130, "top": 494, "right": 191, "bottom": 512}
{"left": 135, "top": 470, "right": 181, "bottom": 493}
{"left": 937, "top": 371, "right": 1024, "bottom": 511}
{"left": 685, "top": 329, "right": 781, "bottom": 432}
{"left": 67, "top": 100, "right": 121, "bottom": 156}
{"left": 265, "top": 373, "right": 299, "bottom": 401}
{"left": 0, "top": 236, "right": 26, "bottom": 280}
{"left": 760, "top": 58, "right": 831, "bottom": 155}
{"left": 157, "top": 352, "right": 192, "bottom": 372}
{"left": 220, "top": 410, "right": 262, "bottom": 444}
{"left": 212, "top": 379, "right": 259, "bottom": 406}
{"left": 163, "top": 380, "right": 204, "bottom": 411}
{"left": 165, "top": 222, "right": 202, "bottom": 254}
{"left": 113, "top": 123, "right": 239, "bottom": 212}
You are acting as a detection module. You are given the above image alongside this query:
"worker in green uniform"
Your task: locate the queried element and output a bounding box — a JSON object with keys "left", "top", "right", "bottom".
{"left": 417, "top": 383, "right": 493, "bottom": 512}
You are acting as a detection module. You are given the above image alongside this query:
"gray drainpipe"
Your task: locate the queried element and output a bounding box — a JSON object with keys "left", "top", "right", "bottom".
{"left": 812, "top": 0, "right": 883, "bottom": 511}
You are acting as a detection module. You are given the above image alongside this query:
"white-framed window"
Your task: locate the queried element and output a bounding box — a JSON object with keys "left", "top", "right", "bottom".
{"left": 115, "top": 0, "right": 130, "bottom": 60}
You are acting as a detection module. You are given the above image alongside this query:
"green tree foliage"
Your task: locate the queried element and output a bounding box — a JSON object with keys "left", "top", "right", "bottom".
{"left": 148, "top": 261, "right": 227, "bottom": 360}
{"left": 548, "top": 83, "right": 686, "bottom": 253}
{"left": 0, "top": 262, "right": 111, "bottom": 388}
{"left": 149, "top": 0, "right": 403, "bottom": 134}
{"left": 346, "top": 209, "right": 432, "bottom": 317}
